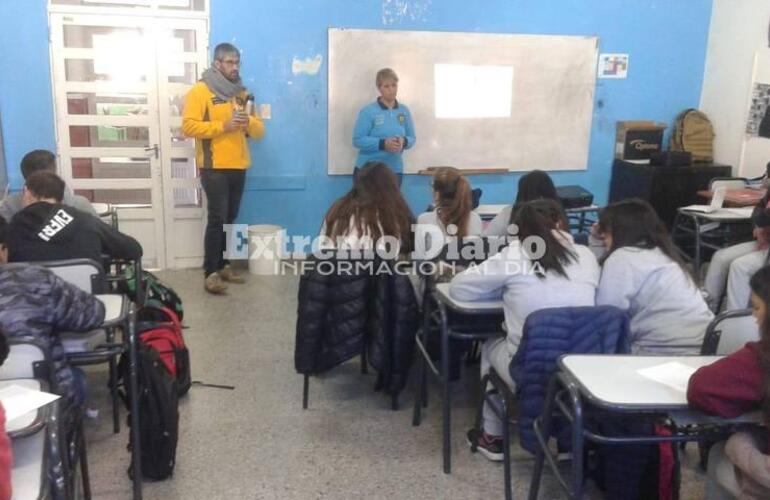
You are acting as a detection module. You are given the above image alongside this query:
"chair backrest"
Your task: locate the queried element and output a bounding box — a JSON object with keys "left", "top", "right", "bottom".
{"left": 709, "top": 177, "right": 748, "bottom": 191}
{"left": 510, "top": 305, "right": 630, "bottom": 453}
{"left": 701, "top": 309, "right": 759, "bottom": 355}
{"left": 0, "top": 338, "right": 49, "bottom": 381}
{"left": 36, "top": 258, "right": 106, "bottom": 294}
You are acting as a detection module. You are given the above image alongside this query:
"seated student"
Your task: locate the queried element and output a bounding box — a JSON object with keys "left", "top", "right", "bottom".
{"left": 0, "top": 330, "right": 10, "bottom": 500}
{"left": 300, "top": 161, "right": 417, "bottom": 396}
{"left": 7, "top": 171, "right": 142, "bottom": 264}
{"left": 0, "top": 149, "right": 96, "bottom": 221}
{"left": 0, "top": 216, "right": 105, "bottom": 416}
{"left": 704, "top": 186, "right": 770, "bottom": 311}
{"left": 595, "top": 199, "right": 713, "bottom": 353}
{"left": 482, "top": 169, "right": 560, "bottom": 238}
{"left": 414, "top": 167, "right": 482, "bottom": 259}
{"left": 320, "top": 161, "right": 414, "bottom": 254}
{"left": 450, "top": 199, "right": 600, "bottom": 460}
{"left": 688, "top": 265, "right": 770, "bottom": 500}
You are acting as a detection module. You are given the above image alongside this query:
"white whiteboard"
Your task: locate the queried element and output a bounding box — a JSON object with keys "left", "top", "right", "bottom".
{"left": 328, "top": 28, "right": 599, "bottom": 174}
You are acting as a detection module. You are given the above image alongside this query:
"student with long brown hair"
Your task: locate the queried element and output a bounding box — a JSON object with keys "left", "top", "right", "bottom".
{"left": 414, "top": 167, "right": 482, "bottom": 258}
{"left": 688, "top": 265, "right": 770, "bottom": 499}
{"left": 595, "top": 199, "right": 713, "bottom": 353}
{"left": 321, "top": 161, "right": 414, "bottom": 254}
{"left": 450, "top": 199, "right": 599, "bottom": 460}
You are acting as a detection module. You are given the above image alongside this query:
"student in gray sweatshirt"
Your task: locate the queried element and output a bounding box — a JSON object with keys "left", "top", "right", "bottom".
{"left": 0, "top": 149, "right": 96, "bottom": 222}
{"left": 595, "top": 199, "right": 713, "bottom": 354}
{"left": 451, "top": 199, "right": 599, "bottom": 461}
{"left": 482, "top": 170, "right": 561, "bottom": 238}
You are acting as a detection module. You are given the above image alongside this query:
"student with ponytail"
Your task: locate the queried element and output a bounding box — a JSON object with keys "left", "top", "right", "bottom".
{"left": 688, "top": 265, "right": 770, "bottom": 499}
{"left": 595, "top": 199, "right": 713, "bottom": 354}
{"left": 414, "top": 167, "right": 482, "bottom": 258}
{"left": 450, "top": 199, "right": 599, "bottom": 460}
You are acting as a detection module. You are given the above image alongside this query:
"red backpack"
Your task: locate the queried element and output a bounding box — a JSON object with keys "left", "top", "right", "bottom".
{"left": 137, "top": 305, "right": 192, "bottom": 396}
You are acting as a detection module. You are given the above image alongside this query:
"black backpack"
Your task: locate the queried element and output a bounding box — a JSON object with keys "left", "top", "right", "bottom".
{"left": 119, "top": 340, "right": 179, "bottom": 481}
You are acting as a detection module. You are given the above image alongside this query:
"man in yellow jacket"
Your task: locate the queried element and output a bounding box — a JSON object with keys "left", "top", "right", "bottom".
{"left": 183, "top": 42, "right": 265, "bottom": 294}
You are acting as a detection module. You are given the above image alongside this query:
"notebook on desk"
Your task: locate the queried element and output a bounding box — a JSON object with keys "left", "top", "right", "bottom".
{"left": 681, "top": 186, "right": 726, "bottom": 213}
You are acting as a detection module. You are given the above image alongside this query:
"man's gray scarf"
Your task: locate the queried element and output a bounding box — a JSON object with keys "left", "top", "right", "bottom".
{"left": 201, "top": 67, "right": 245, "bottom": 101}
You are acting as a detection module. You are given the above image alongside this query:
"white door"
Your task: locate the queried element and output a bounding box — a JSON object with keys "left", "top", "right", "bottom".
{"left": 48, "top": 11, "right": 208, "bottom": 269}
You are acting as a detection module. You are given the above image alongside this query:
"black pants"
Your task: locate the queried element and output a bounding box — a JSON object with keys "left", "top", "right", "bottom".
{"left": 200, "top": 168, "right": 246, "bottom": 277}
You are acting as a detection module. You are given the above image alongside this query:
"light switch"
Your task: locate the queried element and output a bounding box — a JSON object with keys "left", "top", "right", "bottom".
{"left": 259, "top": 103, "right": 271, "bottom": 120}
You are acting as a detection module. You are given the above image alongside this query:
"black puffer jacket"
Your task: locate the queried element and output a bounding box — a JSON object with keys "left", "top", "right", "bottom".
{"left": 294, "top": 258, "right": 418, "bottom": 396}
{"left": 368, "top": 261, "right": 419, "bottom": 395}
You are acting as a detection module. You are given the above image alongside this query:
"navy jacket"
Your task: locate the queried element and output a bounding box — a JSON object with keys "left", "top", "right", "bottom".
{"left": 510, "top": 305, "right": 630, "bottom": 453}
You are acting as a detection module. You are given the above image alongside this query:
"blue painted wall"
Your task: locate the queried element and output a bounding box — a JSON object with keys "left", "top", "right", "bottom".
{"left": 0, "top": 0, "right": 714, "bottom": 240}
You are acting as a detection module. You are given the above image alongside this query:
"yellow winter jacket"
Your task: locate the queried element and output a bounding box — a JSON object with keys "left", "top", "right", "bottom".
{"left": 182, "top": 82, "right": 265, "bottom": 169}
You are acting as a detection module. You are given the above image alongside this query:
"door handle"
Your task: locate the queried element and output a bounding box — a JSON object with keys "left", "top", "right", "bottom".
{"left": 144, "top": 144, "right": 159, "bottom": 159}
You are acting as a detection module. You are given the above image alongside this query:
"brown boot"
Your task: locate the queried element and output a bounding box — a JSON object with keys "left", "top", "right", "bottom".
{"left": 219, "top": 265, "right": 246, "bottom": 284}
{"left": 204, "top": 272, "right": 228, "bottom": 294}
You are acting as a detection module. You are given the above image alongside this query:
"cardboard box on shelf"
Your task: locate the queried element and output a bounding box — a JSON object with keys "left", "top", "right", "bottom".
{"left": 615, "top": 121, "right": 667, "bottom": 161}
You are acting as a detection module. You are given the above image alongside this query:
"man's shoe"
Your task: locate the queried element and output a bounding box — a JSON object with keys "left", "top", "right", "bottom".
{"left": 466, "top": 428, "right": 504, "bottom": 462}
{"left": 219, "top": 265, "right": 246, "bottom": 284}
{"left": 204, "top": 272, "right": 228, "bottom": 294}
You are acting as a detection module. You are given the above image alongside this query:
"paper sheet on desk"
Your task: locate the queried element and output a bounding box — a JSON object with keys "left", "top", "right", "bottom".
{"left": 636, "top": 362, "right": 697, "bottom": 393}
{"left": 0, "top": 384, "right": 59, "bottom": 423}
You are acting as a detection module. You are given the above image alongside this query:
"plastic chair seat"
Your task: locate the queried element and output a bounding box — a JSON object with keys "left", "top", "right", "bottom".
{"left": 60, "top": 329, "right": 108, "bottom": 354}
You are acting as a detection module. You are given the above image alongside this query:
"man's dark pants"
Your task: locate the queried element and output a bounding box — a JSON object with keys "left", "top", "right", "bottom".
{"left": 200, "top": 168, "right": 246, "bottom": 277}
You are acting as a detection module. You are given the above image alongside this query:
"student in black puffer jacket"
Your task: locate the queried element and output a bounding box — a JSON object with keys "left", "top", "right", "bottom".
{"left": 295, "top": 161, "right": 418, "bottom": 399}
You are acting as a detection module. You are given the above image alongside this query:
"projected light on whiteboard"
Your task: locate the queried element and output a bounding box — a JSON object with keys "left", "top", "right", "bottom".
{"left": 434, "top": 64, "right": 514, "bottom": 119}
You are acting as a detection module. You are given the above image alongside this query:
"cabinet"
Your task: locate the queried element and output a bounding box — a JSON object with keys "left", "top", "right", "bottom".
{"left": 608, "top": 160, "right": 732, "bottom": 229}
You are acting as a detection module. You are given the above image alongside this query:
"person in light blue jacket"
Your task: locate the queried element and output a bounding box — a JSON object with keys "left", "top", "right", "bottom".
{"left": 352, "top": 68, "right": 415, "bottom": 181}
{"left": 595, "top": 199, "right": 713, "bottom": 354}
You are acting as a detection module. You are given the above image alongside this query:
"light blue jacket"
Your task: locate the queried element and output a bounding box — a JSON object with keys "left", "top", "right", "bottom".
{"left": 352, "top": 99, "right": 415, "bottom": 172}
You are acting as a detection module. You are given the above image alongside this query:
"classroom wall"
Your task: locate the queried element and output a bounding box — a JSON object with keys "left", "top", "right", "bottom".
{"left": 0, "top": 0, "right": 714, "bottom": 243}
{"left": 700, "top": 0, "right": 770, "bottom": 178}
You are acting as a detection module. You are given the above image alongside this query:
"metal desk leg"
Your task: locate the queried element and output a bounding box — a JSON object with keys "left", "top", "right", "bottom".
{"left": 413, "top": 294, "right": 433, "bottom": 426}
{"left": 501, "top": 394, "right": 512, "bottom": 500}
{"left": 127, "top": 305, "right": 143, "bottom": 500}
{"left": 693, "top": 217, "right": 702, "bottom": 274}
{"left": 528, "top": 374, "right": 561, "bottom": 500}
{"left": 440, "top": 302, "right": 452, "bottom": 474}
{"left": 568, "top": 383, "right": 585, "bottom": 500}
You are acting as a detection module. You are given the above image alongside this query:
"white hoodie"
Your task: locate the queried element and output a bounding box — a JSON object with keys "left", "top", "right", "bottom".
{"left": 450, "top": 231, "right": 600, "bottom": 356}
{"left": 596, "top": 246, "right": 713, "bottom": 354}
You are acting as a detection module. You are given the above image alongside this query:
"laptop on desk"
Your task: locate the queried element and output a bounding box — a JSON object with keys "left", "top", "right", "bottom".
{"left": 681, "top": 186, "right": 726, "bottom": 213}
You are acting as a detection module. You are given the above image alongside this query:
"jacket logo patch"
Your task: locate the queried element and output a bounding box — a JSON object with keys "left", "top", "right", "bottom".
{"left": 211, "top": 97, "right": 227, "bottom": 105}
{"left": 374, "top": 115, "right": 385, "bottom": 126}
{"left": 38, "top": 209, "right": 73, "bottom": 242}
{"left": 397, "top": 113, "right": 405, "bottom": 125}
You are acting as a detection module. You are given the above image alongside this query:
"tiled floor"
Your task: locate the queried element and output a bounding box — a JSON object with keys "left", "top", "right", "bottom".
{"left": 82, "top": 269, "right": 707, "bottom": 499}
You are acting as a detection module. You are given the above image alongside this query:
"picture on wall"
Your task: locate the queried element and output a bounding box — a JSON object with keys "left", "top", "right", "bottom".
{"left": 740, "top": 49, "right": 770, "bottom": 177}
{"left": 597, "top": 53, "right": 629, "bottom": 79}
{"left": 746, "top": 82, "right": 770, "bottom": 139}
